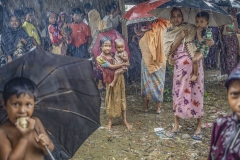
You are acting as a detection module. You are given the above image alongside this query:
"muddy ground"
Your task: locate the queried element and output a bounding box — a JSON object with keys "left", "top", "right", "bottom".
{"left": 71, "top": 71, "right": 230, "bottom": 160}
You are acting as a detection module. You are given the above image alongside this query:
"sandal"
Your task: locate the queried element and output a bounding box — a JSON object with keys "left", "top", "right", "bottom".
{"left": 165, "top": 129, "right": 180, "bottom": 138}
{"left": 192, "top": 131, "right": 203, "bottom": 141}
{"left": 156, "top": 108, "right": 161, "bottom": 114}
{"left": 144, "top": 109, "right": 149, "bottom": 113}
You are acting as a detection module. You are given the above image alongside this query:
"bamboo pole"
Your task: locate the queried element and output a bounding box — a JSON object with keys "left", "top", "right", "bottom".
{"left": 119, "top": 0, "right": 128, "bottom": 41}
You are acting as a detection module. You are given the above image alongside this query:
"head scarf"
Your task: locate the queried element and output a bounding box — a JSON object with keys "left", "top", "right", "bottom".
{"left": 139, "top": 18, "right": 170, "bottom": 74}
{"left": 1, "top": 22, "right": 32, "bottom": 55}
{"left": 88, "top": 9, "right": 106, "bottom": 37}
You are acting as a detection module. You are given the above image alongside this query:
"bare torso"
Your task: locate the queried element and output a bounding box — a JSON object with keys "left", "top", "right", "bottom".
{"left": 0, "top": 118, "right": 45, "bottom": 160}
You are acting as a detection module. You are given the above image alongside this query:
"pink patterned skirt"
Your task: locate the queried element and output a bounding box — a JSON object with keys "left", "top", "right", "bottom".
{"left": 172, "top": 44, "right": 204, "bottom": 119}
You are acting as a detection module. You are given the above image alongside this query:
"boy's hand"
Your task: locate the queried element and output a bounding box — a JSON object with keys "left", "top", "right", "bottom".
{"left": 20, "top": 38, "right": 28, "bottom": 45}
{"left": 15, "top": 117, "right": 35, "bottom": 138}
{"left": 196, "top": 27, "right": 203, "bottom": 34}
{"left": 205, "top": 38, "right": 215, "bottom": 47}
{"left": 36, "top": 133, "right": 50, "bottom": 149}
{"left": 181, "top": 28, "right": 188, "bottom": 38}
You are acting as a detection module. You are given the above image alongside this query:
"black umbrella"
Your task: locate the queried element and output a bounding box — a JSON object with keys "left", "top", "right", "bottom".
{"left": 150, "top": 0, "right": 232, "bottom": 26}
{"left": 0, "top": 48, "right": 101, "bottom": 159}
{"left": 207, "top": 0, "right": 240, "bottom": 8}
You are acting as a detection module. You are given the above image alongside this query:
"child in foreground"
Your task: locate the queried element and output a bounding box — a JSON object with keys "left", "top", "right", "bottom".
{"left": 0, "top": 77, "right": 54, "bottom": 160}
{"left": 109, "top": 38, "right": 129, "bottom": 87}
{"left": 96, "top": 36, "right": 132, "bottom": 130}
{"left": 191, "top": 11, "right": 212, "bottom": 82}
{"left": 208, "top": 64, "right": 240, "bottom": 159}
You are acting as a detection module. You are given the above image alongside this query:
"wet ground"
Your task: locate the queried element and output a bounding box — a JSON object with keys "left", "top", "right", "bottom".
{"left": 71, "top": 70, "right": 231, "bottom": 160}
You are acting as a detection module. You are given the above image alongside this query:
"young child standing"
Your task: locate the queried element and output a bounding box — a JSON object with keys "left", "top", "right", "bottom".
{"left": 191, "top": 11, "right": 212, "bottom": 82}
{"left": 96, "top": 36, "right": 132, "bottom": 130}
{"left": 47, "top": 11, "right": 64, "bottom": 55}
{"left": 22, "top": 7, "right": 42, "bottom": 49}
{"left": 0, "top": 77, "right": 54, "bottom": 160}
{"left": 208, "top": 64, "right": 240, "bottom": 159}
{"left": 68, "top": 8, "right": 91, "bottom": 58}
{"left": 109, "top": 38, "right": 129, "bottom": 87}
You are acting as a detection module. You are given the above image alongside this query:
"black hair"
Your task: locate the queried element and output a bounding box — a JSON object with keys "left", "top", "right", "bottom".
{"left": 71, "top": 8, "right": 82, "bottom": 15}
{"left": 64, "top": 26, "right": 72, "bottom": 35}
{"left": 3, "top": 77, "right": 38, "bottom": 104}
{"left": 9, "top": 14, "right": 20, "bottom": 22}
{"left": 84, "top": 2, "right": 93, "bottom": 10}
{"left": 100, "top": 36, "right": 112, "bottom": 47}
{"left": 105, "top": 5, "right": 113, "bottom": 14}
{"left": 24, "top": 7, "right": 35, "bottom": 16}
{"left": 13, "top": 9, "right": 25, "bottom": 19}
{"left": 196, "top": 11, "right": 209, "bottom": 21}
{"left": 111, "top": 1, "right": 118, "bottom": 10}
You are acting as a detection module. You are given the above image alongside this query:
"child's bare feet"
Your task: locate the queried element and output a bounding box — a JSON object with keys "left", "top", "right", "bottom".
{"left": 123, "top": 121, "right": 132, "bottom": 130}
{"left": 190, "top": 75, "right": 198, "bottom": 82}
{"left": 109, "top": 81, "right": 115, "bottom": 87}
{"left": 106, "top": 122, "right": 112, "bottom": 130}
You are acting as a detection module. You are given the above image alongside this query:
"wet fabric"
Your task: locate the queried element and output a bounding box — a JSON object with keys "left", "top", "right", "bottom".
{"left": 97, "top": 54, "right": 126, "bottom": 118}
{"left": 69, "top": 22, "right": 91, "bottom": 47}
{"left": 1, "top": 27, "right": 32, "bottom": 56}
{"left": 172, "top": 44, "right": 204, "bottom": 119}
{"left": 68, "top": 43, "right": 89, "bottom": 58}
{"left": 92, "top": 58, "right": 103, "bottom": 80}
{"left": 88, "top": 9, "right": 106, "bottom": 37}
{"left": 139, "top": 18, "right": 169, "bottom": 74}
{"left": 96, "top": 54, "right": 115, "bottom": 84}
{"left": 204, "top": 27, "right": 220, "bottom": 69}
{"left": 220, "top": 34, "right": 238, "bottom": 75}
{"left": 141, "top": 60, "right": 165, "bottom": 103}
{"left": 163, "top": 23, "right": 197, "bottom": 65}
{"left": 48, "top": 24, "right": 62, "bottom": 44}
{"left": 208, "top": 113, "right": 240, "bottom": 160}
{"left": 22, "top": 21, "right": 41, "bottom": 45}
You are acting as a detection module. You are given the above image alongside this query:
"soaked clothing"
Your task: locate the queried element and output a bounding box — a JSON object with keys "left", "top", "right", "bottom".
{"left": 1, "top": 27, "right": 32, "bottom": 57}
{"left": 141, "top": 60, "right": 165, "bottom": 103}
{"left": 22, "top": 21, "right": 41, "bottom": 45}
{"left": 204, "top": 27, "right": 219, "bottom": 69}
{"left": 208, "top": 113, "right": 240, "bottom": 160}
{"left": 220, "top": 34, "right": 238, "bottom": 75}
{"left": 96, "top": 54, "right": 126, "bottom": 118}
{"left": 172, "top": 44, "right": 204, "bottom": 119}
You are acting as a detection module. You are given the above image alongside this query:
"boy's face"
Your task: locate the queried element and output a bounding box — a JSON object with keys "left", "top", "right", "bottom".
{"left": 10, "top": 16, "right": 20, "bottom": 29}
{"left": 170, "top": 10, "right": 183, "bottom": 26}
{"left": 101, "top": 41, "right": 112, "bottom": 54}
{"left": 72, "top": 13, "right": 83, "bottom": 23}
{"left": 227, "top": 80, "right": 240, "bottom": 120}
{"left": 26, "top": 12, "right": 35, "bottom": 23}
{"left": 115, "top": 43, "right": 125, "bottom": 53}
{"left": 4, "top": 94, "right": 35, "bottom": 124}
{"left": 196, "top": 17, "right": 209, "bottom": 29}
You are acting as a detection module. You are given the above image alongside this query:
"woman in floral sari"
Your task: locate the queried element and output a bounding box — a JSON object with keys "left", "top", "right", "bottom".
{"left": 163, "top": 7, "right": 214, "bottom": 140}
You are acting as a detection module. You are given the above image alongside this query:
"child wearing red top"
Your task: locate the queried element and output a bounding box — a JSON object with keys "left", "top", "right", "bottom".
{"left": 68, "top": 8, "right": 91, "bottom": 58}
{"left": 47, "top": 11, "right": 65, "bottom": 55}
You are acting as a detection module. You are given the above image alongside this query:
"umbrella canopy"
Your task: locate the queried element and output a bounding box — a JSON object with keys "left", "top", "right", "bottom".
{"left": 207, "top": 0, "right": 240, "bottom": 8}
{"left": 88, "top": 28, "right": 130, "bottom": 59}
{"left": 0, "top": 48, "right": 101, "bottom": 159}
{"left": 122, "top": 0, "right": 169, "bottom": 25}
{"left": 150, "top": 0, "right": 232, "bottom": 26}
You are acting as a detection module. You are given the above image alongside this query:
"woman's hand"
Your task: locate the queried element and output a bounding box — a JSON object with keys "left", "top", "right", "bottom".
{"left": 181, "top": 28, "right": 188, "bottom": 38}
{"left": 205, "top": 38, "right": 214, "bottom": 47}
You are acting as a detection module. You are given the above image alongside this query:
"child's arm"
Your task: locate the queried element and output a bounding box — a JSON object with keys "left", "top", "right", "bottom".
{"left": 196, "top": 27, "right": 203, "bottom": 42}
{"left": 119, "top": 52, "right": 128, "bottom": 62}
{"left": 34, "top": 117, "right": 54, "bottom": 154}
{"left": 0, "top": 118, "right": 36, "bottom": 160}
